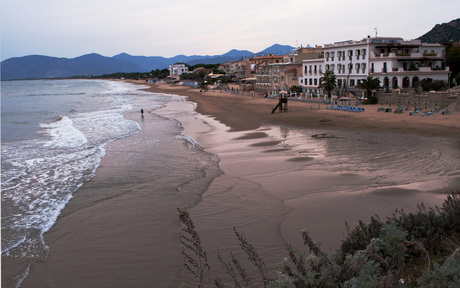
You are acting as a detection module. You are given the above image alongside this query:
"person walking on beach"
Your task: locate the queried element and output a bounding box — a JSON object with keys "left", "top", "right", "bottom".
{"left": 141, "top": 108, "right": 144, "bottom": 115}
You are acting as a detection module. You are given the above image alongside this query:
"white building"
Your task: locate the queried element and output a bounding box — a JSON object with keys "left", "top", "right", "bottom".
{"left": 169, "top": 63, "right": 188, "bottom": 76}
{"left": 300, "top": 58, "right": 324, "bottom": 95}
{"left": 300, "top": 36, "right": 450, "bottom": 95}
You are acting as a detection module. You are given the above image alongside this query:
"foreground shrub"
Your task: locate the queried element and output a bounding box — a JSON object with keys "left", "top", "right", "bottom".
{"left": 178, "top": 193, "right": 460, "bottom": 287}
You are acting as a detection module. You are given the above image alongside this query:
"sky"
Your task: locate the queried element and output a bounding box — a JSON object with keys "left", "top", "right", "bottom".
{"left": 1, "top": 0, "right": 459, "bottom": 61}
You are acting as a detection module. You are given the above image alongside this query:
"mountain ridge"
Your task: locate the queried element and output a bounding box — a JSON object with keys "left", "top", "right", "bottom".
{"left": 1, "top": 44, "right": 294, "bottom": 80}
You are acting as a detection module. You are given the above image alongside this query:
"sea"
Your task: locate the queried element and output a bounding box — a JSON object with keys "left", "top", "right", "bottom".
{"left": 1, "top": 79, "right": 221, "bottom": 287}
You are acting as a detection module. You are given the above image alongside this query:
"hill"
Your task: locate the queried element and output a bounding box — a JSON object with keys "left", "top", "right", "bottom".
{"left": 418, "top": 18, "right": 460, "bottom": 43}
{"left": 1, "top": 45, "right": 294, "bottom": 80}
{"left": 1, "top": 54, "right": 140, "bottom": 80}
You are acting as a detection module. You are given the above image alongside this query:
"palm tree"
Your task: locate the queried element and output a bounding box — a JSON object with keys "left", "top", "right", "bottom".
{"left": 319, "top": 71, "right": 337, "bottom": 98}
{"left": 358, "top": 76, "right": 380, "bottom": 104}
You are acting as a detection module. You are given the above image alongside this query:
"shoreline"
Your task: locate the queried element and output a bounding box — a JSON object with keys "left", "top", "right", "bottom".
{"left": 19, "top": 80, "right": 460, "bottom": 287}
{"left": 135, "top": 81, "right": 460, "bottom": 139}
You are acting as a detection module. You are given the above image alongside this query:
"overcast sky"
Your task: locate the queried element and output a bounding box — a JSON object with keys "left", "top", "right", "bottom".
{"left": 1, "top": 0, "right": 459, "bottom": 61}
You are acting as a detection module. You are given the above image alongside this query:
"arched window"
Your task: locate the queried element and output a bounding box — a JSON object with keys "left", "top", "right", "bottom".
{"left": 384, "top": 77, "right": 389, "bottom": 87}
{"left": 402, "top": 76, "right": 410, "bottom": 88}
{"left": 331, "top": 64, "right": 335, "bottom": 71}
{"left": 361, "top": 49, "right": 366, "bottom": 59}
{"left": 361, "top": 63, "right": 366, "bottom": 73}
{"left": 412, "top": 76, "right": 420, "bottom": 88}
{"left": 325, "top": 64, "right": 330, "bottom": 71}
{"left": 392, "top": 77, "right": 398, "bottom": 88}
{"left": 356, "top": 63, "right": 360, "bottom": 73}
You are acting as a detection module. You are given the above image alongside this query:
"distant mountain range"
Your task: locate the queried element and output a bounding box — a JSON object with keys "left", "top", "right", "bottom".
{"left": 1, "top": 44, "right": 295, "bottom": 80}
{"left": 417, "top": 18, "right": 460, "bottom": 43}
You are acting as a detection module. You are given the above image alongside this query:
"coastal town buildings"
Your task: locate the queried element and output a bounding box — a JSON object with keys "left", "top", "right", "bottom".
{"left": 217, "top": 37, "right": 450, "bottom": 96}
{"left": 299, "top": 36, "right": 450, "bottom": 96}
{"left": 254, "top": 47, "right": 324, "bottom": 93}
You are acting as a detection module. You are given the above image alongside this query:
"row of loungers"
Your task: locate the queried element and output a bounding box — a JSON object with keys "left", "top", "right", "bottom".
{"left": 377, "top": 106, "right": 451, "bottom": 116}
{"left": 326, "top": 105, "right": 365, "bottom": 112}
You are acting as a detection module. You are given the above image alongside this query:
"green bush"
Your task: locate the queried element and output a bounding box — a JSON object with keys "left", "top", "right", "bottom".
{"left": 178, "top": 193, "right": 460, "bottom": 287}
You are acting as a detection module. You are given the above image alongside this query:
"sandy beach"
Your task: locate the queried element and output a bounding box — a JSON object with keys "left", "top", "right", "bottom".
{"left": 20, "top": 81, "right": 460, "bottom": 287}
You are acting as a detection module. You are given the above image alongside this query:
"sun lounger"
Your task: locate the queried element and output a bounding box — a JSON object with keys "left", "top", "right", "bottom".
{"left": 442, "top": 109, "right": 451, "bottom": 115}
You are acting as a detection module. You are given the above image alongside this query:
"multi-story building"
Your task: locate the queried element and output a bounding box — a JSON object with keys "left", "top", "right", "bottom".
{"left": 283, "top": 45, "right": 323, "bottom": 64}
{"left": 169, "top": 63, "right": 188, "bottom": 76}
{"left": 254, "top": 54, "right": 285, "bottom": 92}
{"left": 299, "top": 36, "right": 450, "bottom": 95}
{"left": 267, "top": 63, "right": 301, "bottom": 91}
{"left": 300, "top": 58, "right": 324, "bottom": 95}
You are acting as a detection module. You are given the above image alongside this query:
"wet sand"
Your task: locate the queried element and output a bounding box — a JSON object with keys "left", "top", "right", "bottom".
{"left": 20, "top": 82, "right": 460, "bottom": 287}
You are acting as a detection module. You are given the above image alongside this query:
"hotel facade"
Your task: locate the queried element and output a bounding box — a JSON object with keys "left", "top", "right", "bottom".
{"left": 300, "top": 36, "right": 450, "bottom": 95}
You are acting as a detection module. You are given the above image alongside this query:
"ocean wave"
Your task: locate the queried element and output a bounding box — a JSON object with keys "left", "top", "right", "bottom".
{"left": 175, "top": 134, "right": 203, "bottom": 150}
{"left": 40, "top": 116, "right": 88, "bottom": 149}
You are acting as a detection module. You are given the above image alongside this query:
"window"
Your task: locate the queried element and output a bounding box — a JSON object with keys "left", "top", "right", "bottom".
{"left": 362, "top": 49, "right": 366, "bottom": 59}
{"left": 362, "top": 63, "right": 366, "bottom": 73}
{"left": 309, "top": 78, "right": 312, "bottom": 85}
{"left": 356, "top": 63, "right": 360, "bottom": 73}
{"left": 331, "top": 64, "right": 335, "bottom": 71}
{"left": 314, "top": 78, "right": 318, "bottom": 85}
{"left": 350, "top": 79, "right": 355, "bottom": 86}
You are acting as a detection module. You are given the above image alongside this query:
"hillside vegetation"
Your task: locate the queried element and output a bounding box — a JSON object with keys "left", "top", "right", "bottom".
{"left": 418, "top": 18, "right": 460, "bottom": 43}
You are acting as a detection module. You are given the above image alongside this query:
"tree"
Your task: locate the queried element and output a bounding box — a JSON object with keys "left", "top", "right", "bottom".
{"left": 358, "top": 76, "right": 381, "bottom": 104}
{"left": 290, "top": 85, "right": 303, "bottom": 94}
{"left": 446, "top": 45, "right": 460, "bottom": 86}
{"left": 319, "top": 70, "right": 337, "bottom": 98}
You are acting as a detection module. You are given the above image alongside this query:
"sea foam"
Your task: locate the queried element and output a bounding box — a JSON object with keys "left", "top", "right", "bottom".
{"left": 41, "top": 116, "right": 87, "bottom": 149}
